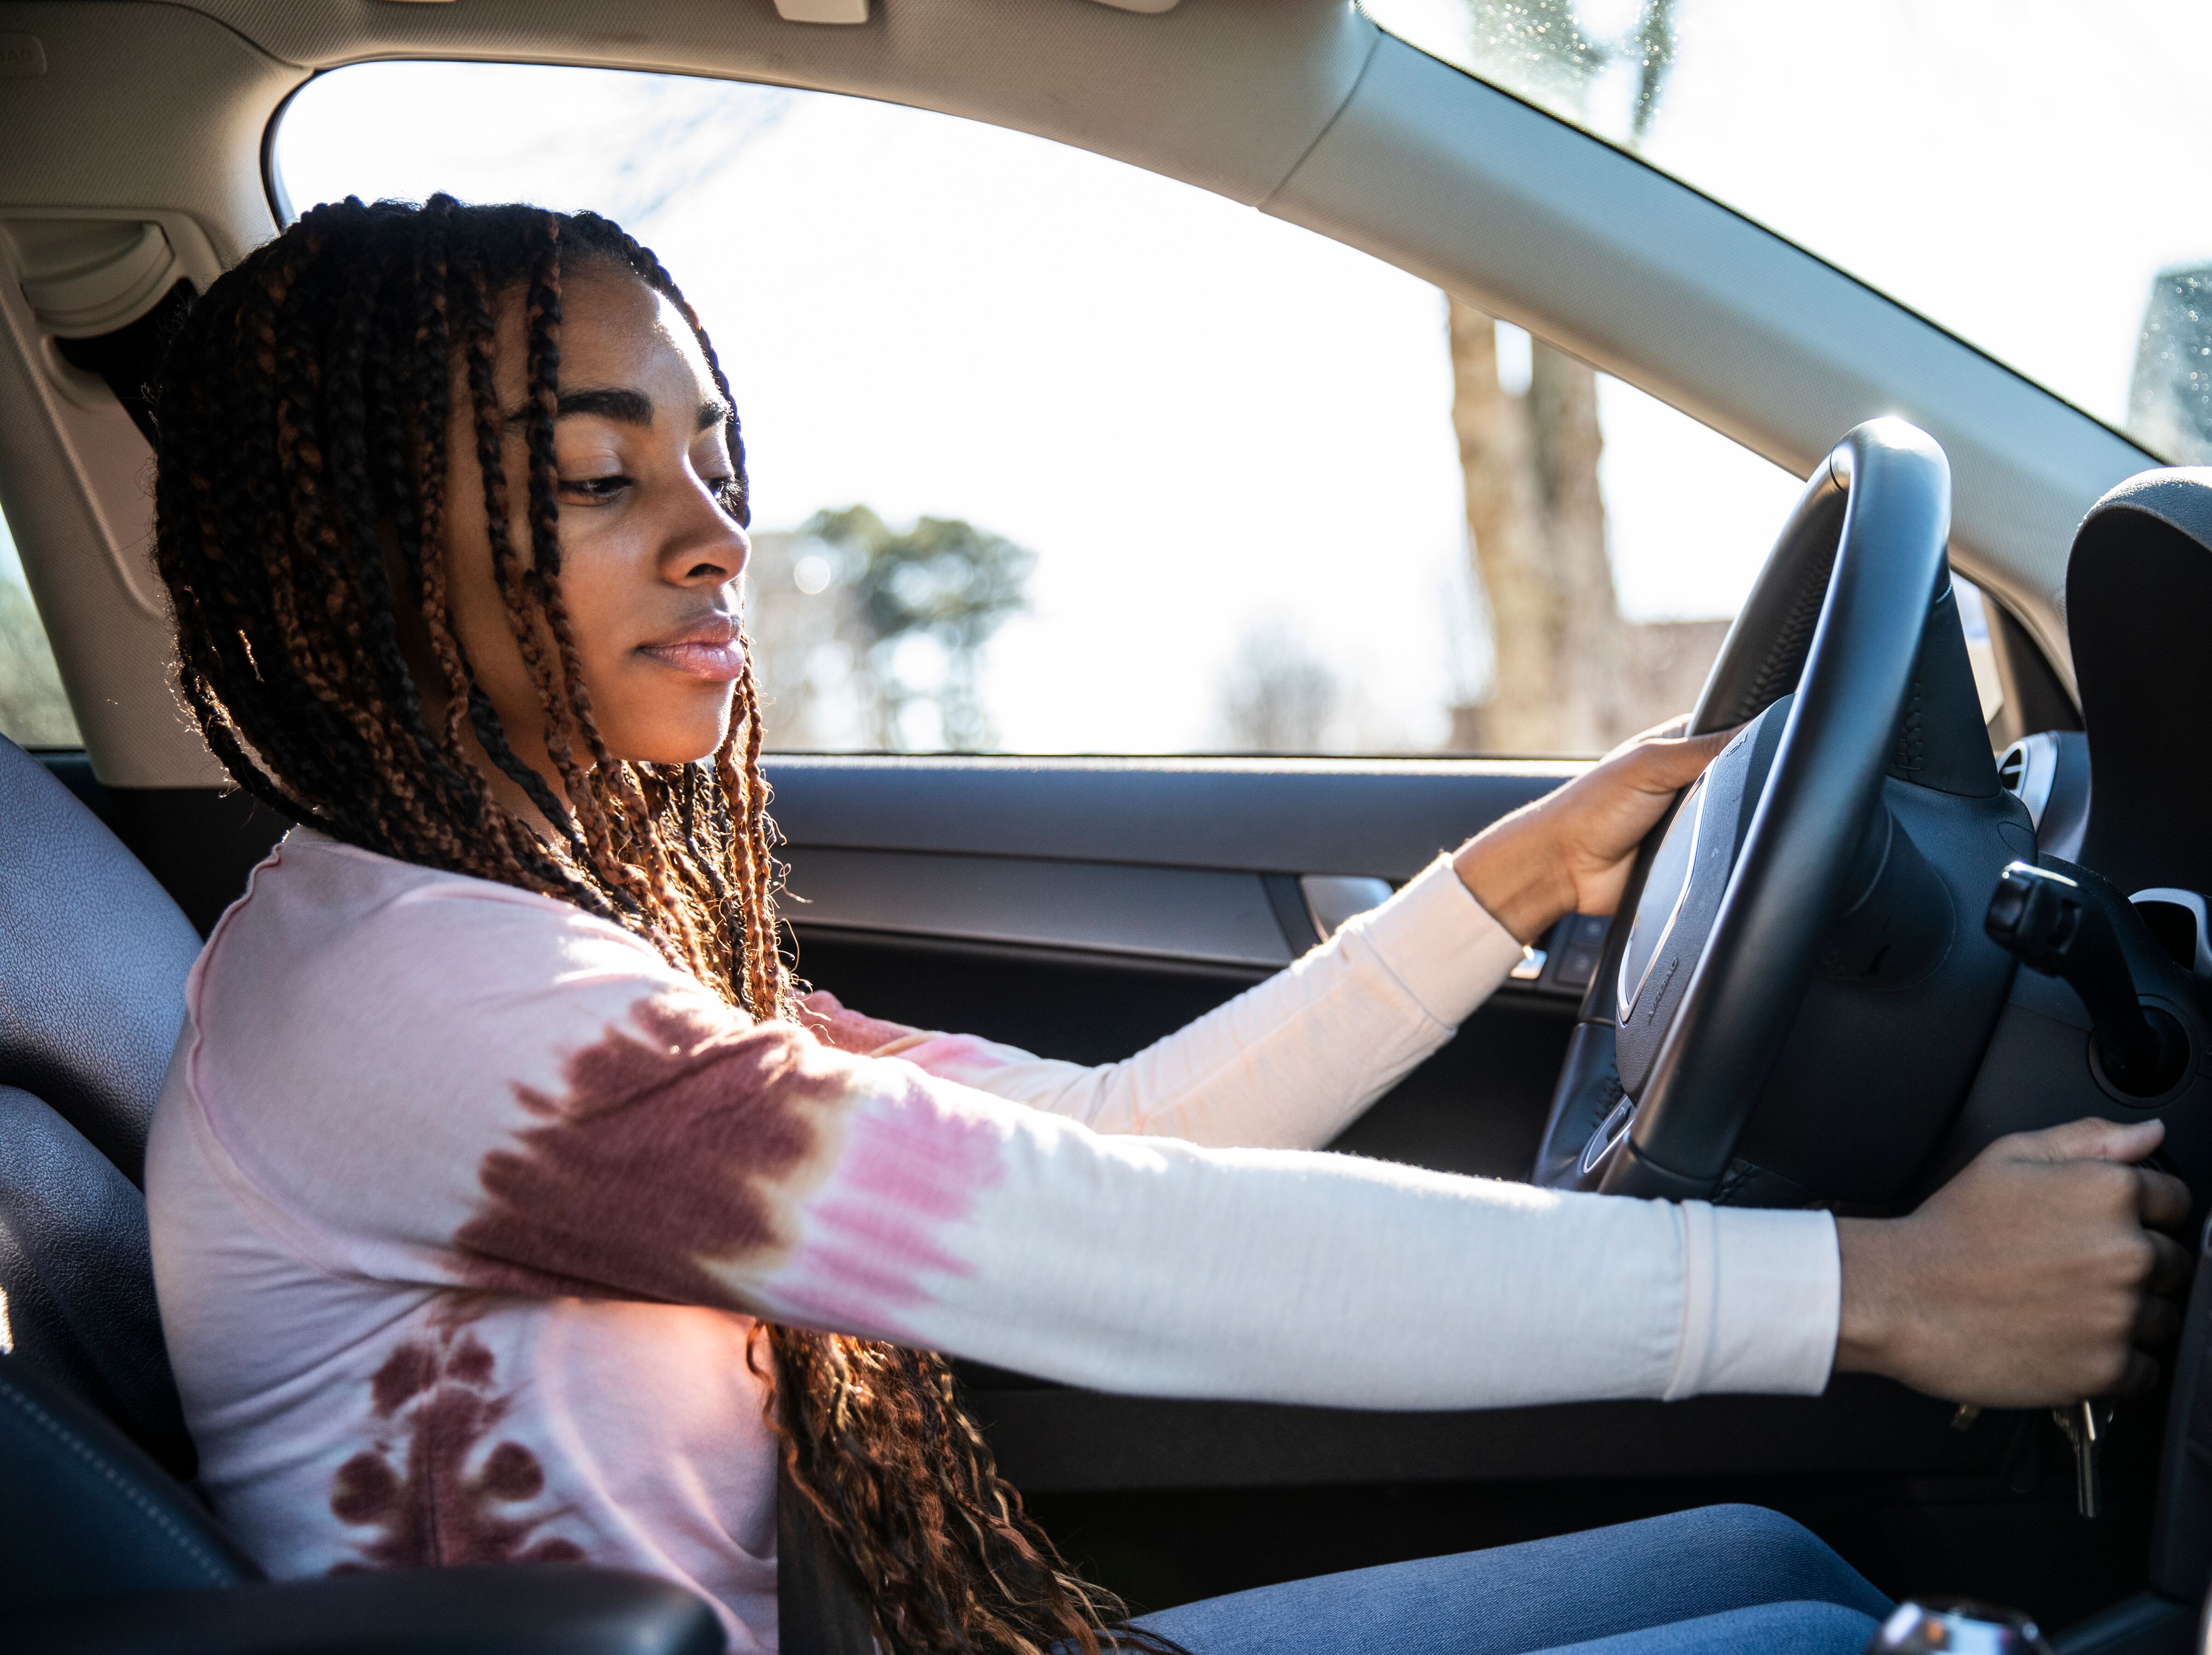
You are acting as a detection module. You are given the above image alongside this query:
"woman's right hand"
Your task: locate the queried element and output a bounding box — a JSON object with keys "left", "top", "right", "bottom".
{"left": 1452, "top": 718, "right": 1737, "bottom": 944}
{"left": 1833, "top": 1117, "right": 2194, "bottom": 1407}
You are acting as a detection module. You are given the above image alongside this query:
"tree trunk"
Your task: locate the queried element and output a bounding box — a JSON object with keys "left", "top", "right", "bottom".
{"left": 1447, "top": 299, "right": 1623, "bottom": 754}
{"left": 1447, "top": 296, "right": 1552, "bottom": 753}
{"left": 1526, "top": 339, "right": 1620, "bottom": 752}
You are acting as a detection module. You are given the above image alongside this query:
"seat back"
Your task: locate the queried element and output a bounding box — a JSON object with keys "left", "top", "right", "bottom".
{"left": 0, "top": 736, "right": 203, "bottom": 1182}
{"left": 0, "top": 1351, "right": 256, "bottom": 1615}
{"left": 0, "top": 735, "right": 257, "bottom": 1603}
{"left": 0, "top": 1083, "right": 195, "bottom": 1475}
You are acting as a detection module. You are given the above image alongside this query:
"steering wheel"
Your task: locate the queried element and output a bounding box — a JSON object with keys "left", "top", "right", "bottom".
{"left": 1531, "top": 418, "right": 1953, "bottom": 1201}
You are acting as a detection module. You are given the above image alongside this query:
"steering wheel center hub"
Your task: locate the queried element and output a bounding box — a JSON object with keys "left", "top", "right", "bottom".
{"left": 1614, "top": 699, "right": 1793, "bottom": 1100}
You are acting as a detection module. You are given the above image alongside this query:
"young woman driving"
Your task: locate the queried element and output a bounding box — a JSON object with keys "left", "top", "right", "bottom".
{"left": 145, "top": 199, "right": 2190, "bottom": 1655}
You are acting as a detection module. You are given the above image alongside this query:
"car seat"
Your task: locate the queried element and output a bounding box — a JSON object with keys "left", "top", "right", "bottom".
{"left": 0, "top": 734, "right": 724, "bottom": 1653}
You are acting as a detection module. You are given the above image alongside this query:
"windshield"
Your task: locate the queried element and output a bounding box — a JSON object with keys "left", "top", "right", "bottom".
{"left": 1364, "top": 0, "right": 2212, "bottom": 464}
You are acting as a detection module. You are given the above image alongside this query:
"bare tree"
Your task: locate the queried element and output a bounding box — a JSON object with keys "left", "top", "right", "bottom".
{"left": 1444, "top": 0, "right": 1720, "bottom": 755}
{"left": 1213, "top": 622, "right": 1340, "bottom": 753}
{"left": 2130, "top": 265, "right": 2212, "bottom": 464}
{"left": 1445, "top": 301, "right": 1726, "bottom": 754}
{"left": 1447, "top": 301, "right": 1553, "bottom": 752}
{"left": 742, "top": 528, "right": 858, "bottom": 751}
{"left": 1628, "top": 0, "right": 1678, "bottom": 144}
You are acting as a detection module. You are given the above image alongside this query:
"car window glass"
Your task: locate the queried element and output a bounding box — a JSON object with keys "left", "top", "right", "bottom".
{"left": 0, "top": 505, "right": 81, "bottom": 747}
{"left": 285, "top": 63, "right": 1856, "bottom": 758}
{"left": 1363, "top": 0, "right": 2212, "bottom": 466}
{"left": 1953, "top": 575, "right": 2004, "bottom": 729}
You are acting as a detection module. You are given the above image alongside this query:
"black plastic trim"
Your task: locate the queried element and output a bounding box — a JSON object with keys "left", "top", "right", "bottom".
{"left": 40, "top": 756, "right": 291, "bottom": 937}
{"left": 0, "top": 1567, "right": 726, "bottom": 1655}
{"left": 965, "top": 1373, "right": 2009, "bottom": 1494}
{"left": 765, "top": 756, "right": 1565, "bottom": 881}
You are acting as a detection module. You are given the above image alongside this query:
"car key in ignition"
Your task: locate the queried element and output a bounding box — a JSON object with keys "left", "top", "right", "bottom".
{"left": 2053, "top": 1398, "right": 2111, "bottom": 1519}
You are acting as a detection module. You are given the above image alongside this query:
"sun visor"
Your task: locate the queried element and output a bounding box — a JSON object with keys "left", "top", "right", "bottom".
{"left": 2067, "top": 468, "right": 2212, "bottom": 894}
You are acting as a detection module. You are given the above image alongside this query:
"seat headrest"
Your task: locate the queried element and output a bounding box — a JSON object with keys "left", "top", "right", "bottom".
{"left": 0, "top": 737, "right": 201, "bottom": 1183}
{"left": 2069, "top": 468, "right": 2212, "bottom": 894}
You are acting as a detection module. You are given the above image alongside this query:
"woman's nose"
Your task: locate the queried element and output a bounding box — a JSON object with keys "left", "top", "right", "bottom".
{"left": 668, "top": 511, "right": 749, "bottom": 587}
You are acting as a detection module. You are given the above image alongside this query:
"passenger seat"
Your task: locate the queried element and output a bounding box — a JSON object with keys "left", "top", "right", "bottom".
{"left": 0, "top": 734, "right": 723, "bottom": 1653}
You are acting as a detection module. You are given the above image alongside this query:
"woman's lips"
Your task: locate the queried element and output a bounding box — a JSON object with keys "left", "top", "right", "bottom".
{"left": 639, "top": 616, "right": 745, "bottom": 682}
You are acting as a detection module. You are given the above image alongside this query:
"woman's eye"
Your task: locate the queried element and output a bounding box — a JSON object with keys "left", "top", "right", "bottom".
{"left": 559, "top": 475, "right": 631, "bottom": 503}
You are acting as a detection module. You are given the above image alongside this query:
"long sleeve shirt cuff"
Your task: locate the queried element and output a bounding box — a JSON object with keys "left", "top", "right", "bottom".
{"left": 1343, "top": 852, "right": 1528, "bottom": 1028}
{"left": 1666, "top": 1204, "right": 1841, "bottom": 1398}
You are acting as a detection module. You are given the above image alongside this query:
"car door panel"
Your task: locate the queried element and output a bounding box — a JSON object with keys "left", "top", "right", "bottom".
{"left": 765, "top": 756, "right": 1576, "bottom": 879}
{"left": 770, "top": 757, "right": 1591, "bottom": 1188}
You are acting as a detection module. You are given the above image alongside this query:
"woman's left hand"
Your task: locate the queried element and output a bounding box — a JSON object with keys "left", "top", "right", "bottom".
{"left": 1451, "top": 717, "right": 1740, "bottom": 944}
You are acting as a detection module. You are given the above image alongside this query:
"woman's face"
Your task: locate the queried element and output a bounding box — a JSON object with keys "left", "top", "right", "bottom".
{"left": 439, "top": 260, "right": 751, "bottom": 775}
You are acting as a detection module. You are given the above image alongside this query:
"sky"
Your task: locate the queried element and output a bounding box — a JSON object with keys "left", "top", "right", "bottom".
{"left": 265, "top": 4, "right": 2209, "bottom": 755}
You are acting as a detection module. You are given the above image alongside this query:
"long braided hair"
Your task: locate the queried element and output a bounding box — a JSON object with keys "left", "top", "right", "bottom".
{"left": 151, "top": 196, "right": 1178, "bottom": 1655}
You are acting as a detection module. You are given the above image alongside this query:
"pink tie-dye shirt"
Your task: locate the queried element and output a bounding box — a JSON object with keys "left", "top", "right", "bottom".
{"left": 147, "top": 828, "right": 1841, "bottom": 1650}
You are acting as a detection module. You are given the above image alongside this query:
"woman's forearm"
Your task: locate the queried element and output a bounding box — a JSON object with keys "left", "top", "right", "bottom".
{"left": 753, "top": 1069, "right": 1842, "bottom": 1409}
{"left": 924, "top": 856, "right": 1524, "bottom": 1149}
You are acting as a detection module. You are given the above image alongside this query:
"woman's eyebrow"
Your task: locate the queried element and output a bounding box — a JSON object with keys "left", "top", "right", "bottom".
{"left": 503, "top": 390, "right": 730, "bottom": 431}
{"left": 555, "top": 387, "right": 653, "bottom": 426}
{"left": 503, "top": 387, "right": 656, "bottom": 428}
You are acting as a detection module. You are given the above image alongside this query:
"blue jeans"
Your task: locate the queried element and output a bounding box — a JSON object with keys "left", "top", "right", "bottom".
{"left": 1134, "top": 1505, "right": 1891, "bottom": 1655}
